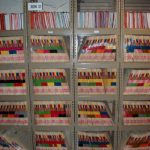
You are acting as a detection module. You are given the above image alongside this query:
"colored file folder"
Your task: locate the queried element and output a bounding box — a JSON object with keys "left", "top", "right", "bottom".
{"left": 78, "top": 35, "right": 117, "bottom": 62}
{"left": 78, "top": 101, "right": 113, "bottom": 126}
{"left": 30, "top": 35, "right": 69, "bottom": 62}
{"left": 78, "top": 69, "right": 117, "bottom": 95}
{"left": 124, "top": 11, "right": 150, "bottom": 29}
{"left": 32, "top": 69, "right": 70, "bottom": 95}
{"left": 0, "top": 13, "right": 23, "bottom": 31}
{"left": 0, "top": 102, "right": 28, "bottom": 125}
{"left": 124, "top": 132, "right": 150, "bottom": 150}
{"left": 78, "top": 11, "right": 117, "bottom": 28}
{"left": 30, "top": 12, "right": 70, "bottom": 29}
{"left": 0, "top": 69, "right": 26, "bottom": 95}
{"left": 0, "top": 36, "right": 24, "bottom": 63}
{"left": 124, "top": 70, "right": 150, "bottom": 95}
{"left": 124, "top": 35, "right": 150, "bottom": 62}
{"left": 123, "top": 101, "right": 150, "bottom": 125}
{"left": 78, "top": 132, "right": 112, "bottom": 150}
{"left": 34, "top": 101, "right": 71, "bottom": 125}
{"left": 35, "top": 131, "right": 68, "bottom": 150}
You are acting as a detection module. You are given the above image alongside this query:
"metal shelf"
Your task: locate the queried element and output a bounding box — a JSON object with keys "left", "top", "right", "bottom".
{"left": 0, "top": 97, "right": 29, "bottom": 102}
{"left": 0, "top": 64, "right": 27, "bottom": 70}
{"left": 31, "top": 95, "right": 73, "bottom": 101}
{"left": 0, "top": 125, "right": 31, "bottom": 129}
{"left": 0, "top": 95, "right": 29, "bottom": 101}
{"left": 123, "top": 95, "right": 150, "bottom": 101}
{"left": 121, "top": 62, "right": 150, "bottom": 68}
{"left": 123, "top": 28, "right": 150, "bottom": 35}
{"left": 76, "top": 28, "right": 118, "bottom": 35}
{"left": 33, "top": 126, "right": 73, "bottom": 131}
{"left": 77, "top": 95, "right": 118, "bottom": 101}
{"left": 76, "top": 62, "right": 119, "bottom": 68}
{"left": 119, "top": 125, "right": 150, "bottom": 131}
{"left": 32, "top": 95, "right": 73, "bottom": 101}
{"left": 29, "top": 29, "right": 72, "bottom": 36}
{"left": 30, "top": 62, "right": 73, "bottom": 69}
{"left": 0, "top": 30, "right": 24, "bottom": 36}
{"left": 75, "top": 126, "right": 117, "bottom": 131}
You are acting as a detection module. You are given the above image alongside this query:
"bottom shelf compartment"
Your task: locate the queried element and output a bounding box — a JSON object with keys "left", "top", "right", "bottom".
{"left": 78, "top": 132, "right": 112, "bottom": 150}
{"left": 35, "top": 132, "right": 67, "bottom": 150}
{"left": 76, "top": 130, "right": 115, "bottom": 150}
{"left": 120, "top": 130, "right": 150, "bottom": 150}
{"left": 0, "top": 126, "right": 32, "bottom": 150}
{"left": 34, "top": 128, "right": 73, "bottom": 150}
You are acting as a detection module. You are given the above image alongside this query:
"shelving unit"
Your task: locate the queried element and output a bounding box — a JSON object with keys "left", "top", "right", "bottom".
{"left": 74, "top": 0, "right": 120, "bottom": 149}
{"left": 119, "top": 130, "right": 150, "bottom": 150}
{"left": 119, "top": 0, "right": 150, "bottom": 150}
{"left": 27, "top": 0, "right": 74, "bottom": 149}
{"left": 75, "top": 128, "right": 117, "bottom": 150}
{"left": 0, "top": 0, "right": 150, "bottom": 149}
{"left": 0, "top": 0, "right": 33, "bottom": 149}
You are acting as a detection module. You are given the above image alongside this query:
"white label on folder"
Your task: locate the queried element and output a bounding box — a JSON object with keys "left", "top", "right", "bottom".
{"left": 28, "top": 3, "right": 43, "bottom": 11}
{"left": 48, "top": 31, "right": 54, "bottom": 34}
{"left": 94, "top": 30, "right": 100, "bottom": 34}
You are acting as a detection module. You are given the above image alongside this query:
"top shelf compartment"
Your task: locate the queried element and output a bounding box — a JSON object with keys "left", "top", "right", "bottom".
{"left": 76, "top": 0, "right": 117, "bottom": 29}
{"left": 28, "top": 0, "right": 71, "bottom": 31}
{"left": 0, "top": 0, "right": 24, "bottom": 31}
